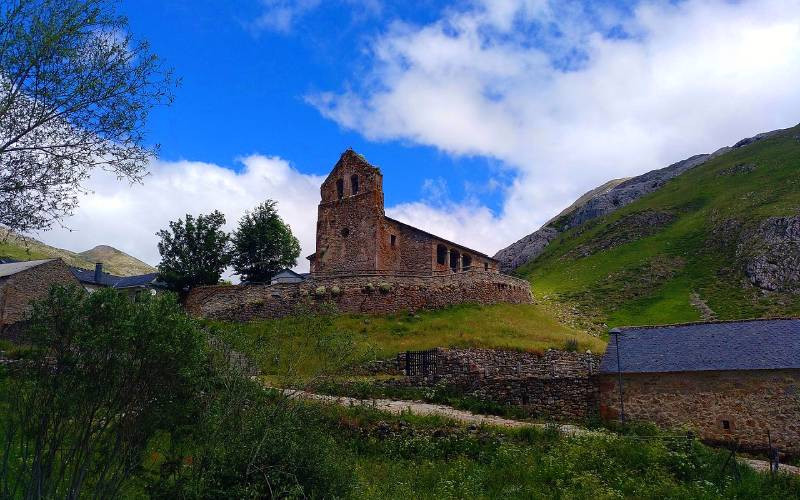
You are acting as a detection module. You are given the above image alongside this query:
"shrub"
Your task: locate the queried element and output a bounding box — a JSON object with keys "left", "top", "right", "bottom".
{"left": 331, "top": 285, "right": 341, "bottom": 296}
{"left": 0, "top": 286, "right": 208, "bottom": 498}
{"left": 564, "top": 338, "right": 579, "bottom": 352}
{"left": 378, "top": 282, "right": 392, "bottom": 293}
{"left": 315, "top": 286, "right": 327, "bottom": 297}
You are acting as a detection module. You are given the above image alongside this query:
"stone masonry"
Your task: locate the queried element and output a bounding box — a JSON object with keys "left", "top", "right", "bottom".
{"left": 0, "top": 259, "right": 79, "bottom": 339}
{"left": 597, "top": 370, "right": 800, "bottom": 454}
{"left": 185, "top": 270, "right": 532, "bottom": 321}
{"left": 388, "top": 348, "right": 602, "bottom": 421}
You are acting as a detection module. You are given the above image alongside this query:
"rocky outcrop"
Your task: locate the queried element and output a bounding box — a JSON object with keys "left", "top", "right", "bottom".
{"left": 740, "top": 214, "right": 800, "bottom": 292}
{"left": 566, "top": 210, "right": 676, "bottom": 259}
{"left": 494, "top": 126, "right": 795, "bottom": 273}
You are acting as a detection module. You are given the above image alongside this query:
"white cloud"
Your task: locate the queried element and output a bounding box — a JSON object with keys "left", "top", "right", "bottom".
{"left": 33, "top": 156, "right": 325, "bottom": 274}
{"left": 248, "top": 0, "right": 382, "bottom": 34}
{"left": 309, "top": 0, "right": 800, "bottom": 251}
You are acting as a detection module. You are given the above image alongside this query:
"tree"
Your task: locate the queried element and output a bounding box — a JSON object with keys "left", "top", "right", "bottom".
{"left": 0, "top": 286, "right": 208, "bottom": 498}
{"left": 156, "top": 210, "right": 231, "bottom": 292}
{"left": 0, "top": 0, "right": 176, "bottom": 234}
{"left": 231, "top": 200, "right": 301, "bottom": 283}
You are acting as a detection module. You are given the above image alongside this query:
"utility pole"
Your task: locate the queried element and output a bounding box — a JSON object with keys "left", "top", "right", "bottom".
{"left": 610, "top": 328, "right": 625, "bottom": 423}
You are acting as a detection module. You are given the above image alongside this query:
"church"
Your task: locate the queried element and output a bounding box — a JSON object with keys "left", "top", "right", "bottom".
{"left": 307, "top": 150, "right": 499, "bottom": 276}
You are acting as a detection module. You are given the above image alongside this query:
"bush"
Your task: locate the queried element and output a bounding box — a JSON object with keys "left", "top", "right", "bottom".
{"left": 0, "top": 287, "right": 208, "bottom": 498}
{"left": 315, "top": 286, "right": 327, "bottom": 297}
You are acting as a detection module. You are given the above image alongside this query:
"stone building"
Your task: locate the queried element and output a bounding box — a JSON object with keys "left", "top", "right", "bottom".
{"left": 185, "top": 150, "right": 532, "bottom": 319}
{"left": 308, "top": 150, "right": 499, "bottom": 275}
{"left": 0, "top": 259, "right": 79, "bottom": 338}
{"left": 598, "top": 319, "right": 800, "bottom": 454}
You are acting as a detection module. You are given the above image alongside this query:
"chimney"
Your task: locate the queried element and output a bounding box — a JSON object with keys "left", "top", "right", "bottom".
{"left": 94, "top": 262, "right": 103, "bottom": 284}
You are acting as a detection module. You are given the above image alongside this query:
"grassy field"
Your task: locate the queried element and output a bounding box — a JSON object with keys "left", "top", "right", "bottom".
{"left": 211, "top": 303, "right": 606, "bottom": 379}
{"left": 519, "top": 125, "right": 800, "bottom": 328}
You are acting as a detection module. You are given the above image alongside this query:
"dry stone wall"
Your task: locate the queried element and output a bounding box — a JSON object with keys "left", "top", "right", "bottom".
{"left": 597, "top": 370, "right": 800, "bottom": 454}
{"left": 394, "top": 348, "right": 602, "bottom": 421}
{"left": 184, "top": 270, "right": 532, "bottom": 321}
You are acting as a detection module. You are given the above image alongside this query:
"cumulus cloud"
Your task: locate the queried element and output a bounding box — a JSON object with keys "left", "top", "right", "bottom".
{"left": 34, "top": 156, "right": 325, "bottom": 274}
{"left": 309, "top": 0, "right": 800, "bottom": 250}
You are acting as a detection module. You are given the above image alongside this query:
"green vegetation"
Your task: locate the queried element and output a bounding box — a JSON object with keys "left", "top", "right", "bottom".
{"left": 230, "top": 200, "right": 301, "bottom": 283}
{"left": 519, "top": 126, "right": 800, "bottom": 328}
{"left": 212, "top": 303, "right": 606, "bottom": 379}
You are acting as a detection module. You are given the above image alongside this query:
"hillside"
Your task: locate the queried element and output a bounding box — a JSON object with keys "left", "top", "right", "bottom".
{"left": 0, "top": 230, "right": 155, "bottom": 277}
{"left": 513, "top": 124, "right": 800, "bottom": 329}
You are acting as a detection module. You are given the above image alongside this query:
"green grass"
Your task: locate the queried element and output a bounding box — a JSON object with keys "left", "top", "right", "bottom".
{"left": 211, "top": 303, "right": 606, "bottom": 378}
{"left": 520, "top": 125, "right": 800, "bottom": 328}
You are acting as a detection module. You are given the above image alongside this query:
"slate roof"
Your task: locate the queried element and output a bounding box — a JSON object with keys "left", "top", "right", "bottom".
{"left": 70, "top": 267, "right": 161, "bottom": 289}
{"left": 599, "top": 319, "right": 800, "bottom": 374}
{"left": 0, "top": 259, "right": 53, "bottom": 278}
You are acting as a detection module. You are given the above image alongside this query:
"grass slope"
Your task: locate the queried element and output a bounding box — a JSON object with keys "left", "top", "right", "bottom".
{"left": 214, "top": 303, "right": 606, "bottom": 378}
{"left": 519, "top": 125, "right": 800, "bottom": 328}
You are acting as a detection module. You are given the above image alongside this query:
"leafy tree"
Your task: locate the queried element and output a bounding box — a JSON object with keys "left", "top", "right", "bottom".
{"left": 0, "top": 286, "right": 208, "bottom": 498}
{"left": 156, "top": 210, "right": 231, "bottom": 292}
{"left": 0, "top": 0, "right": 176, "bottom": 233}
{"left": 231, "top": 200, "right": 301, "bottom": 283}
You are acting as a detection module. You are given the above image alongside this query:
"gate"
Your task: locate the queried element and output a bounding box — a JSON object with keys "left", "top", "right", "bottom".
{"left": 405, "top": 349, "right": 438, "bottom": 377}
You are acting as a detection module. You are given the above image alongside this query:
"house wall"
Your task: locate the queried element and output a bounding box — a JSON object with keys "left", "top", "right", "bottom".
{"left": 184, "top": 270, "right": 532, "bottom": 321}
{"left": 0, "top": 260, "right": 79, "bottom": 337}
{"left": 597, "top": 370, "right": 800, "bottom": 454}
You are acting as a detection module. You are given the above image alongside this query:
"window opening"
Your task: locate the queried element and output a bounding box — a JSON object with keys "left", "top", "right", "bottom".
{"left": 436, "top": 244, "right": 447, "bottom": 265}
{"left": 390, "top": 234, "right": 396, "bottom": 247}
{"left": 351, "top": 174, "right": 359, "bottom": 195}
{"left": 336, "top": 179, "right": 344, "bottom": 199}
{"left": 341, "top": 227, "right": 350, "bottom": 237}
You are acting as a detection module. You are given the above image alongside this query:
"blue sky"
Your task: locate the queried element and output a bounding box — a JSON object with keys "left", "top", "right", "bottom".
{"left": 119, "top": 0, "right": 509, "bottom": 210}
{"left": 39, "top": 0, "right": 800, "bottom": 270}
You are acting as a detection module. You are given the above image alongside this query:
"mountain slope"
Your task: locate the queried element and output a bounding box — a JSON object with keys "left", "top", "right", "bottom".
{"left": 0, "top": 230, "right": 155, "bottom": 276}
{"left": 78, "top": 245, "right": 155, "bottom": 276}
{"left": 514, "top": 124, "right": 800, "bottom": 330}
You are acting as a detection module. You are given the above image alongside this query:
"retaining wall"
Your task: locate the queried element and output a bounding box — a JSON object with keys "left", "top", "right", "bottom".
{"left": 185, "top": 270, "right": 532, "bottom": 321}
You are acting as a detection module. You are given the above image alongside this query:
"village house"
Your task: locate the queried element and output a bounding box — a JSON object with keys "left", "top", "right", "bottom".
{"left": 0, "top": 259, "right": 79, "bottom": 338}
{"left": 70, "top": 262, "right": 163, "bottom": 298}
{"left": 307, "top": 149, "right": 499, "bottom": 276}
{"left": 597, "top": 319, "right": 800, "bottom": 454}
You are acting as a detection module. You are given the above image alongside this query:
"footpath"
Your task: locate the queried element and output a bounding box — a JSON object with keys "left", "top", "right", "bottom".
{"left": 283, "top": 388, "right": 800, "bottom": 477}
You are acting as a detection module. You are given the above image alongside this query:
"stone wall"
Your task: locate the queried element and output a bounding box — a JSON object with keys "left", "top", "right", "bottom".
{"left": 395, "top": 348, "right": 602, "bottom": 421}
{"left": 185, "top": 270, "right": 532, "bottom": 321}
{"left": 597, "top": 370, "right": 800, "bottom": 454}
{"left": 0, "top": 259, "right": 79, "bottom": 338}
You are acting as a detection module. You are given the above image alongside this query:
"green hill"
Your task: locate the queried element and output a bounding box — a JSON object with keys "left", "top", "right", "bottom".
{"left": 517, "top": 124, "right": 800, "bottom": 330}
{"left": 0, "top": 230, "right": 155, "bottom": 277}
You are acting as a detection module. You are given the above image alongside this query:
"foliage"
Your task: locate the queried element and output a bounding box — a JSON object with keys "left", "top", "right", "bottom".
{"left": 519, "top": 126, "right": 800, "bottom": 328}
{"left": 141, "top": 367, "right": 353, "bottom": 498}
{"left": 230, "top": 200, "right": 300, "bottom": 283}
{"left": 0, "top": 0, "right": 175, "bottom": 233}
{"left": 0, "top": 287, "right": 207, "bottom": 498}
{"left": 156, "top": 210, "right": 231, "bottom": 292}
{"left": 325, "top": 406, "right": 800, "bottom": 499}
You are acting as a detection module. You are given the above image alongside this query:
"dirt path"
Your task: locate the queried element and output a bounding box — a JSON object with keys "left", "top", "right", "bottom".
{"left": 283, "top": 388, "right": 799, "bottom": 476}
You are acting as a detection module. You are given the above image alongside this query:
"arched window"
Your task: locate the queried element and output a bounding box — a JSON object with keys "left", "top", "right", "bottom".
{"left": 436, "top": 244, "right": 447, "bottom": 265}
{"left": 449, "top": 249, "right": 460, "bottom": 271}
{"left": 336, "top": 179, "right": 344, "bottom": 199}
{"left": 462, "top": 254, "right": 472, "bottom": 270}
{"left": 351, "top": 174, "right": 359, "bottom": 195}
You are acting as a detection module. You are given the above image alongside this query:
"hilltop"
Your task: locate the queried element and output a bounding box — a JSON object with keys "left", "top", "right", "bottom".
{"left": 0, "top": 230, "right": 155, "bottom": 277}
{"left": 500, "top": 124, "right": 800, "bottom": 330}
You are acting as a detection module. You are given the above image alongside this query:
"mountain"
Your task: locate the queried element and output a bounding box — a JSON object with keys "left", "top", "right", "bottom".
{"left": 502, "top": 123, "right": 800, "bottom": 330}
{"left": 78, "top": 245, "right": 155, "bottom": 276}
{"left": 0, "top": 230, "right": 155, "bottom": 277}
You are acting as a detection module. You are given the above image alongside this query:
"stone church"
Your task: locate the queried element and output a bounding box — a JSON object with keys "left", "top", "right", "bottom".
{"left": 308, "top": 149, "right": 499, "bottom": 275}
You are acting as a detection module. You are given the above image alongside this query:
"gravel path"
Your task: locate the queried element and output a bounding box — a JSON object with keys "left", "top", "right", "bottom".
{"left": 283, "top": 388, "right": 800, "bottom": 476}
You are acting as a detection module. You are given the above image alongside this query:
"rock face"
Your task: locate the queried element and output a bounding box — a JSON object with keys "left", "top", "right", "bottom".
{"left": 741, "top": 214, "right": 800, "bottom": 292}
{"left": 493, "top": 154, "right": 711, "bottom": 272}
{"left": 494, "top": 126, "right": 793, "bottom": 273}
